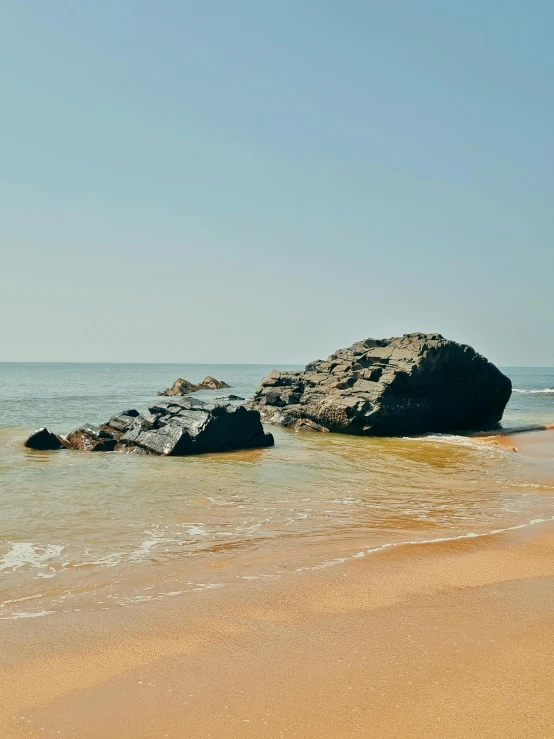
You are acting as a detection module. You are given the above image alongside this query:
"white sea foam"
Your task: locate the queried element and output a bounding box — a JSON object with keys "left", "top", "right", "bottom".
{"left": 513, "top": 388, "right": 554, "bottom": 395}
{"left": 0, "top": 543, "right": 64, "bottom": 572}
{"left": 292, "top": 516, "right": 554, "bottom": 575}
{"left": 3, "top": 517, "right": 554, "bottom": 620}
{"left": 1, "top": 593, "right": 45, "bottom": 606}
{"left": 131, "top": 538, "right": 159, "bottom": 559}
{"left": 185, "top": 524, "right": 209, "bottom": 537}
{"left": 129, "top": 528, "right": 169, "bottom": 561}
{"left": 0, "top": 610, "right": 55, "bottom": 620}
{"left": 401, "top": 434, "right": 486, "bottom": 448}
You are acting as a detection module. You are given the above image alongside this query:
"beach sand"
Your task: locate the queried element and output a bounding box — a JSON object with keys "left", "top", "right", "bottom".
{"left": 1, "top": 515, "right": 554, "bottom": 739}
{"left": 2, "top": 427, "right": 554, "bottom": 738}
{"left": 478, "top": 427, "right": 554, "bottom": 456}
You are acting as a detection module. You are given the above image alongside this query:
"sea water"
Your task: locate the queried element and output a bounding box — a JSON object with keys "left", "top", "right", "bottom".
{"left": 1, "top": 363, "right": 554, "bottom": 619}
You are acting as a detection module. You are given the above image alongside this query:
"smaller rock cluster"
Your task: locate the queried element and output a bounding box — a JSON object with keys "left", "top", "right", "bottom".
{"left": 25, "top": 398, "right": 273, "bottom": 456}
{"left": 158, "top": 376, "right": 230, "bottom": 396}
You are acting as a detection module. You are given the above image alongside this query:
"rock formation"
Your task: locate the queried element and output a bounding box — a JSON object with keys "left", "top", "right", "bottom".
{"left": 158, "top": 378, "right": 198, "bottom": 396}
{"left": 24, "top": 428, "right": 63, "bottom": 450}
{"left": 249, "top": 333, "right": 512, "bottom": 436}
{"left": 24, "top": 400, "right": 273, "bottom": 456}
{"left": 199, "top": 376, "right": 231, "bottom": 390}
{"left": 158, "top": 376, "right": 231, "bottom": 396}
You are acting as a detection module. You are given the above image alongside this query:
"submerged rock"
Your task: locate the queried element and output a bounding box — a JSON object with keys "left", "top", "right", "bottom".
{"left": 24, "top": 427, "right": 63, "bottom": 450}
{"left": 249, "top": 333, "right": 512, "bottom": 436}
{"left": 158, "top": 376, "right": 231, "bottom": 396}
{"left": 51, "top": 398, "right": 273, "bottom": 456}
{"left": 216, "top": 394, "right": 245, "bottom": 401}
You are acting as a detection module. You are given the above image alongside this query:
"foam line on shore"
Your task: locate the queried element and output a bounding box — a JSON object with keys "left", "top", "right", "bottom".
{"left": 292, "top": 515, "right": 554, "bottom": 574}
{"left": 471, "top": 423, "right": 554, "bottom": 438}
{"left": 2, "top": 516, "right": 553, "bottom": 620}
{"left": 513, "top": 388, "right": 554, "bottom": 395}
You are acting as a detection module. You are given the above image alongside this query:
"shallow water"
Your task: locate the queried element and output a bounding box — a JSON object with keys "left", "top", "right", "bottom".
{"left": 1, "top": 363, "right": 554, "bottom": 619}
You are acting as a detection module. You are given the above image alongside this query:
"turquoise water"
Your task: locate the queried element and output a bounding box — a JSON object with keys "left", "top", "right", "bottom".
{"left": 1, "top": 363, "right": 554, "bottom": 620}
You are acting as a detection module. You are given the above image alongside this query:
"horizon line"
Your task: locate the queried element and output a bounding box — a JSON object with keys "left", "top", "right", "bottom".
{"left": 0, "top": 360, "right": 552, "bottom": 369}
{"left": 0, "top": 360, "right": 305, "bottom": 366}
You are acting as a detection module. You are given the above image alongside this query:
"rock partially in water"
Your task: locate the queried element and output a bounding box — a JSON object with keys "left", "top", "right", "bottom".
{"left": 216, "top": 394, "right": 245, "bottom": 401}
{"left": 199, "top": 376, "right": 230, "bottom": 390}
{"left": 158, "top": 378, "right": 198, "bottom": 396}
{"left": 65, "top": 424, "right": 118, "bottom": 452}
{"left": 24, "top": 428, "right": 63, "bottom": 450}
{"left": 57, "top": 398, "right": 273, "bottom": 456}
{"left": 158, "top": 376, "right": 231, "bottom": 396}
{"left": 249, "top": 333, "right": 512, "bottom": 436}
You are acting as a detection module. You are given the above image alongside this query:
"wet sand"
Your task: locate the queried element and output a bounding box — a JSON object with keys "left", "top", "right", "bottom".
{"left": 477, "top": 427, "right": 554, "bottom": 457}
{"left": 1, "top": 516, "right": 554, "bottom": 739}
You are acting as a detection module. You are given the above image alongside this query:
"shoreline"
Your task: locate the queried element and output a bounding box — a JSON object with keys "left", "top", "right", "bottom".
{"left": 474, "top": 426, "right": 554, "bottom": 454}
{"left": 2, "top": 518, "right": 554, "bottom": 738}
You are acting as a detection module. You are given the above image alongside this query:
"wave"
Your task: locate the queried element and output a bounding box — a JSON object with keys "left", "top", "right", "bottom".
{"left": 3, "top": 516, "right": 554, "bottom": 619}
{"left": 400, "top": 433, "right": 508, "bottom": 455}
{"left": 293, "top": 515, "right": 554, "bottom": 574}
{"left": 513, "top": 388, "right": 554, "bottom": 395}
{"left": 0, "top": 543, "right": 64, "bottom": 573}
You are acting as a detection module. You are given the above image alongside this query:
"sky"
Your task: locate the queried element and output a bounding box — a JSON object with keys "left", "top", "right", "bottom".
{"left": 1, "top": 1, "right": 553, "bottom": 365}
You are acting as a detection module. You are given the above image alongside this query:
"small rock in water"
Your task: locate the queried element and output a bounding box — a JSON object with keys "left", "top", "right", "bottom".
{"left": 24, "top": 428, "right": 63, "bottom": 450}
{"left": 157, "top": 378, "right": 199, "bottom": 396}
{"left": 198, "top": 376, "right": 230, "bottom": 391}
{"left": 158, "top": 376, "right": 231, "bottom": 396}
{"left": 215, "top": 394, "right": 245, "bottom": 401}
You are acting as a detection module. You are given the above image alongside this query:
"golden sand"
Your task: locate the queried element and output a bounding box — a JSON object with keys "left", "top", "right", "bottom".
{"left": 1, "top": 518, "right": 553, "bottom": 739}
{"left": 473, "top": 424, "right": 554, "bottom": 452}
{"left": 2, "top": 427, "right": 554, "bottom": 738}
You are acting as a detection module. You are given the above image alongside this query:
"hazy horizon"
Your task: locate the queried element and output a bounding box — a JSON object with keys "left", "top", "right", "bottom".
{"left": 1, "top": 359, "right": 553, "bottom": 370}
{"left": 2, "top": 1, "right": 553, "bottom": 366}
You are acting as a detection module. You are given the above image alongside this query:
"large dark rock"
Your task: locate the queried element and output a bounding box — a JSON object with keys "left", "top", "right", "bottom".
{"left": 57, "top": 398, "right": 273, "bottom": 456}
{"left": 24, "top": 428, "right": 63, "bottom": 450}
{"left": 249, "top": 333, "right": 512, "bottom": 436}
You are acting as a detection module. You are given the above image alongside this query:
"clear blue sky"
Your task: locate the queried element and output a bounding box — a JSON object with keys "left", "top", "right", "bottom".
{"left": 1, "top": 1, "right": 553, "bottom": 364}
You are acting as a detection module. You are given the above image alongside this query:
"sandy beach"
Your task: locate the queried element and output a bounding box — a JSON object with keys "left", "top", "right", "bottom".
{"left": 3, "top": 383, "right": 554, "bottom": 739}
{"left": 2, "top": 512, "right": 554, "bottom": 738}
{"left": 3, "top": 0, "right": 554, "bottom": 733}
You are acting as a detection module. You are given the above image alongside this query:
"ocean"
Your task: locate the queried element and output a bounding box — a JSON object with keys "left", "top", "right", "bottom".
{"left": 1, "top": 363, "right": 554, "bottom": 620}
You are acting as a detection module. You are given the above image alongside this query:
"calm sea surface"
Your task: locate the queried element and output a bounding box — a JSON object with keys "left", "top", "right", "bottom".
{"left": 1, "top": 363, "right": 554, "bottom": 620}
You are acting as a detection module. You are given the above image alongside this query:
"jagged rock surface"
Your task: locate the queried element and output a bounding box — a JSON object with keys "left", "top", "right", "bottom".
{"left": 249, "top": 333, "right": 512, "bottom": 436}
{"left": 158, "top": 378, "right": 198, "bottom": 396}
{"left": 158, "top": 376, "right": 231, "bottom": 396}
{"left": 199, "top": 376, "right": 230, "bottom": 390}
{"left": 25, "top": 400, "right": 274, "bottom": 456}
